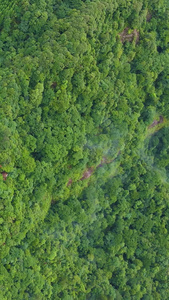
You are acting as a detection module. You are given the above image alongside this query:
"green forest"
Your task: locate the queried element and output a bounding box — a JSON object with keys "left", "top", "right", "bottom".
{"left": 0, "top": 0, "right": 169, "bottom": 299}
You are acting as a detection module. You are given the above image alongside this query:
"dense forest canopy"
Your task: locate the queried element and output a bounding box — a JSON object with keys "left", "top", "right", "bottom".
{"left": 0, "top": 0, "right": 169, "bottom": 299}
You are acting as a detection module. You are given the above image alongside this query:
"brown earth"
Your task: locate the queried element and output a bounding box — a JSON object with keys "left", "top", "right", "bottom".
{"left": 1, "top": 172, "right": 8, "bottom": 181}
{"left": 0, "top": 166, "right": 8, "bottom": 180}
{"left": 148, "top": 115, "right": 164, "bottom": 129}
{"left": 80, "top": 168, "right": 94, "bottom": 181}
{"left": 119, "top": 28, "right": 139, "bottom": 44}
{"left": 67, "top": 178, "right": 73, "bottom": 186}
{"left": 66, "top": 151, "right": 121, "bottom": 186}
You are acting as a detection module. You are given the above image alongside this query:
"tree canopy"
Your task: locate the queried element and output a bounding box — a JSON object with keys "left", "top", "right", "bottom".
{"left": 0, "top": 0, "right": 169, "bottom": 299}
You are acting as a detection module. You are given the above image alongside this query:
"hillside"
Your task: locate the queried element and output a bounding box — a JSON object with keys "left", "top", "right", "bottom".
{"left": 0, "top": 0, "right": 169, "bottom": 299}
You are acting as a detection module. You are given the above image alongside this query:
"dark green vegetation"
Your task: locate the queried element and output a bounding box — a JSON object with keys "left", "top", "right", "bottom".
{"left": 0, "top": 0, "right": 169, "bottom": 299}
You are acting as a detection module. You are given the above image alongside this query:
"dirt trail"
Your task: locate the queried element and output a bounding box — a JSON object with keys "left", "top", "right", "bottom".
{"left": 148, "top": 115, "right": 163, "bottom": 129}
{"left": 80, "top": 168, "right": 94, "bottom": 181}
{"left": 66, "top": 152, "right": 121, "bottom": 186}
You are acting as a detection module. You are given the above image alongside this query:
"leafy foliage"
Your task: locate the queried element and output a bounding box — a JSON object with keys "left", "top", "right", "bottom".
{"left": 0, "top": 0, "right": 169, "bottom": 299}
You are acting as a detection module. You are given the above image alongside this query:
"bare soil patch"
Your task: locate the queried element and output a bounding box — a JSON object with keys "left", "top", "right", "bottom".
{"left": 80, "top": 168, "right": 94, "bottom": 181}
{"left": 67, "top": 178, "right": 73, "bottom": 186}
{"left": 148, "top": 115, "right": 164, "bottom": 129}
{"left": 1, "top": 172, "right": 8, "bottom": 180}
{"left": 119, "top": 28, "right": 139, "bottom": 44}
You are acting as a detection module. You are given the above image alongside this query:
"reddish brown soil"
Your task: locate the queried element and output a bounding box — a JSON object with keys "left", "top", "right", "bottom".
{"left": 1, "top": 172, "right": 8, "bottom": 180}
{"left": 66, "top": 152, "right": 121, "bottom": 186}
{"left": 80, "top": 168, "right": 94, "bottom": 181}
{"left": 67, "top": 178, "right": 73, "bottom": 186}
{"left": 119, "top": 28, "right": 139, "bottom": 44}
{"left": 148, "top": 115, "right": 164, "bottom": 129}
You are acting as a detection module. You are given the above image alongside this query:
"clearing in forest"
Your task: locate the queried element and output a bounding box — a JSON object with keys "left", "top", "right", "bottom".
{"left": 119, "top": 28, "right": 139, "bottom": 44}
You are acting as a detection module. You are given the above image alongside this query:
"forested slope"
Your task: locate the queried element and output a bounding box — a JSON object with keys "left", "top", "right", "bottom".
{"left": 0, "top": 0, "right": 169, "bottom": 299}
